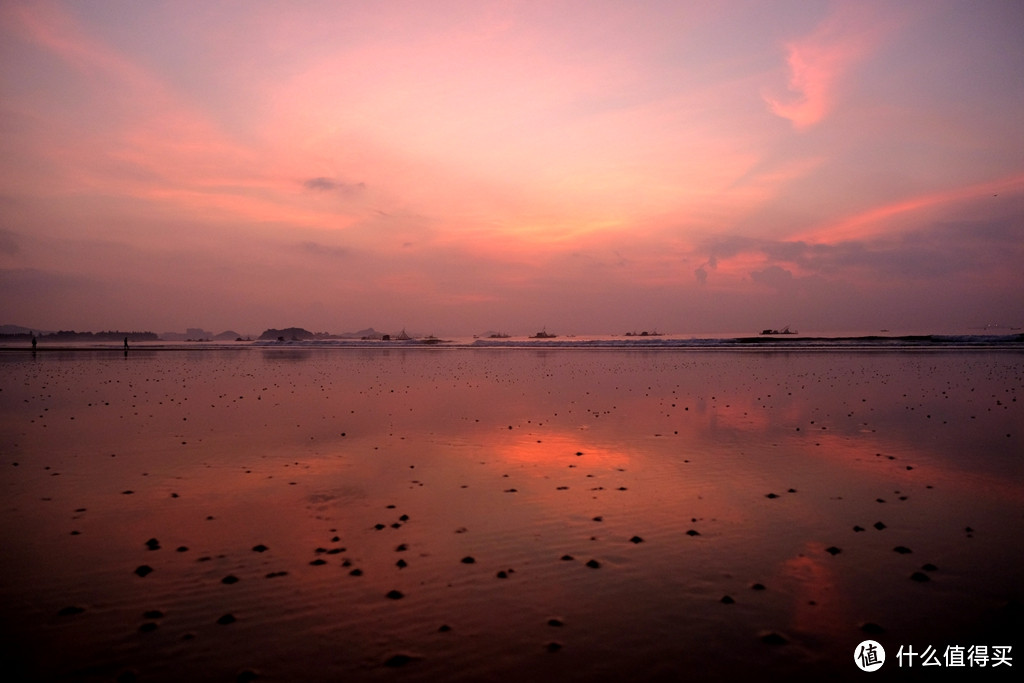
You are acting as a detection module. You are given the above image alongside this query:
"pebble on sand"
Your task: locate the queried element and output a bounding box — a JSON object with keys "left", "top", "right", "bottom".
{"left": 874, "top": 521, "right": 887, "bottom": 530}
{"left": 909, "top": 572, "right": 930, "bottom": 582}
{"left": 585, "top": 559, "right": 601, "bottom": 569}
{"left": 760, "top": 631, "right": 788, "bottom": 645}
{"left": 461, "top": 556, "right": 476, "bottom": 564}
{"left": 252, "top": 544, "right": 268, "bottom": 552}
{"left": 825, "top": 546, "right": 842, "bottom": 555}
{"left": 216, "top": 613, "right": 236, "bottom": 625}
{"left": 57, "top": 605, "right": 85, "bottom": 616}
{"left": 383, "top": 653, "right": 419, "bottom": 668}
{"left": 893, "top": 546, "right": 913, "bottom": 554}
{"left": 386, "top": 590, "right": 404, "bottom": 600}
{"left": 144, "top": 538, "right": 160, "bottom": 550}
{"left": 720, "top": 595, "right": 735, "bottom": 605}
{"left": 629, "top": 535, "right": 644, "bottom": 544}
{"left": 222, "top": 575, "right": 240, "bottom": 584}
{"left": 135, "top": 565, "right": 153, "bottom": 577}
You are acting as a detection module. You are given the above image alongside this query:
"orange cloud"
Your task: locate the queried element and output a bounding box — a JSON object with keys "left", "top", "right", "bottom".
{"left": 795, "top": 172, "right": 1024, "bottom": 244}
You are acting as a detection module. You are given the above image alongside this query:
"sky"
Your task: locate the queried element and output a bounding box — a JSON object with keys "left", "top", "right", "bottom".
{"left": 1, "top": 0, "right": 1022, "bottom": 336}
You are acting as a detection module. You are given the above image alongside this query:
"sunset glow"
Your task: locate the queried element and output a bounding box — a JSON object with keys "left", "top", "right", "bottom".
{"left": 2, "top": 0, "right": 1021, "bottom": 335}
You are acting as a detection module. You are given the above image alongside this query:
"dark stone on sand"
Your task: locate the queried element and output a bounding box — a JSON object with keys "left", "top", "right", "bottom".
{"left": 399, "top": 514, "right": 409, "bottom": 521}
{"left": 350, "top": 568, "right": 364, "bottom": 576}
{"left": 236, "top": 670, "right": 259, "bottom": 683}
{"left": 504, "top": 488, "right": 518, "bottom": 493}
{"left": 145, "top": 538, "right": 160, "bottom": 550}
{"left": 560, "top": 555, "right": 574, "bottom": 561}
{"left": 217, "top": 613, "right": 236, "bottom": 625}
{"left": 143, "top": 610, "right": 164, "bottom": 619}
{"left": 396, "top": 558, "right": 408, "bottom": 568}
{"left": 139, "top": 622, "right": 158, "bottom": 633}
{"left": 585, "top": 559, "right": 601, "bottom": 569}
{"left": 720, "top": 595, "right": 735, "bottom": 605}
{"left": 751, "top": 583, "right": 766, "bottom": 591}
{"left": 176, "top": 546, "right": 189, "bottom": 552}
{"left": 860, "top": 622, "right": 886, "bottom": 634}
{"left": 386, "top": 590, "right": 404, "bottom": 600}
{"left": 910, "top": 572, "right": 930, "bottom": 582}
{"left": 461, "top": 556, "right": 476, "bottom": 564}
{"left": 496, "top": 570, "right": 508, "bottom": 578}
{"left": 545, "top": 641, "right": 563, "bottom": 653}
{"left": 592, "top": 516, "right": 603, "bottom": 522}
{"left": 309, "top": 558, "right": 327, "bottom": 566}
{"left": 384, "top": 653, "right": 418, "bottom": 668}
{"left": 760, "top": 631, "right": 788, "bottom": 645}
{"left": 765, "top": 493, "right": 779, "bottom": 499}
{"left": 787, "top": 488, "right": 797, "bottom": 493}
{"left": 396, "top": 543, "right": 408, "bottom": 552}
{"left": 374, "top": 524, "right": 386, "bottom": 530}
{"left": 58, "top": 605, "right": 85, "bottom": 616}
{"left": 265, "top": 571, "right": 288, "bottom": 578}
{"left": 135, "top": 565, "right": 153, "bottom": 577}
{"left": 921, "top": 563, "right": 938, "bottom": 572}
{"left": 438, "top": 624, "right": 452, "bottom": 632}
{"left": 629, "top": 535, "right": 644, "bottom": 544}
{"left": 547, "top": 618, "right": 564, "bottom": 627}
{"left": 686, "top": 529, "right": 700, "bottom": 536}
{"left": 893, "top": 546, "right": 913, "bottom": 554}
{"left": 825, "top": 546, "right": 842, "bottom": 555}
{"left": 853, "top": 526, "right": 865, "bottom": 532}
{"left": 874, "top": 521, "right": 886, "bottom": 530}
{"left": 222, "top": 575, "right": 240, "bottom": 584}
{"left": 252, "top": 544, "right": 268, "bottom": 552}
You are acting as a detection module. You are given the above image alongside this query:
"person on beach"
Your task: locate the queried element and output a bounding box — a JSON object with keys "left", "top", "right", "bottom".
{"left": 31, "top": 335, "right": 37, "bottom": 351}
{"left": 124, "top": 337, "right": 129, "bottom": 352}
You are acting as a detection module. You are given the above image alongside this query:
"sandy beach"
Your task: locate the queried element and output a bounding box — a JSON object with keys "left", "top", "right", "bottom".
{"left": 1, "top": 347, "right": 1021, "bottom": 682}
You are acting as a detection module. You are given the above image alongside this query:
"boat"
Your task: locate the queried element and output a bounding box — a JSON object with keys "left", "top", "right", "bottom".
{"left": 760, "top": 325, "right": 798, "bottom": 335}
{"left": 532, "top": 329, "right": 557, "bottom": 339}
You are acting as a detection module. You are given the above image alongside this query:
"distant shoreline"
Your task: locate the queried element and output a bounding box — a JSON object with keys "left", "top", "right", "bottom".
{"left": 3, "top": 333, "right": 1023, "bottom": 353}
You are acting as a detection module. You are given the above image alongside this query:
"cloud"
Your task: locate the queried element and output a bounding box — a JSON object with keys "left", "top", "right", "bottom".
{"left": 749, "top": 264, "right": 795, "bottom": 290}
{"left": 303, "top": 177, "right": 367, "bottom": 195}
{"left": 763, "top": 5, "right": 885, "bottom": 128}
{"left": 298, "top": 241, "right": 350, "bottom": 258}
{"left": 0, "top": 229, "right": 20, "bottom": 256}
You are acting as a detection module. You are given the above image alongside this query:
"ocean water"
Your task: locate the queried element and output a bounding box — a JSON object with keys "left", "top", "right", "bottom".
{"left": 0, "top": 347, "right": 1021, "bottom": 681}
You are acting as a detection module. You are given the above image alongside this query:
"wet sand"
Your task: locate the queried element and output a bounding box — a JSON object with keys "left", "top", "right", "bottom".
{"left": 1, "top": 348, "right": 1021, "bottom": 681}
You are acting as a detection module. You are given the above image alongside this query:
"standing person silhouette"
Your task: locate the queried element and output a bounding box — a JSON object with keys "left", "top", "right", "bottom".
{"left": 124, "top": 337, "right": 129, "bottom": 355}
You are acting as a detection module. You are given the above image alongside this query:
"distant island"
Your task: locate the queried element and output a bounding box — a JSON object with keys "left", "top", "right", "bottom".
{"left": 257, "top": 327, "right": 388, "bottom": 341}
{"left": 0, "top": 329, "right": 159, "bottom": 342}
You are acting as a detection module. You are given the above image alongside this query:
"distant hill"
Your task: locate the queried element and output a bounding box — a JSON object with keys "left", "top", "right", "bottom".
{"left": 0, "top": 324, "right": 41, "bottom": 335}
{"left": 258, "top": 327, "right": 316, "bottom": 341}
{"left": 214, "top": 330, "right": 243, "bottom": 341}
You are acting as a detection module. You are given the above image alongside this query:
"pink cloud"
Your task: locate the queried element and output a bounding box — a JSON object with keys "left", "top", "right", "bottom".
{"left": 764, "top": 5, "right": 889, "bottom": 129}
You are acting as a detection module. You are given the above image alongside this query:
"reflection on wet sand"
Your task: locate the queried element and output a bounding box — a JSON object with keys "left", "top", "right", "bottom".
{"left": 0, "top": 349, "right": 1021, "bottom": 681}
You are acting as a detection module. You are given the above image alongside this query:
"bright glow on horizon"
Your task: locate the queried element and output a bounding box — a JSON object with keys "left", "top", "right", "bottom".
{"left": 1, "top": 0, "right": 1022, "bottom": 335}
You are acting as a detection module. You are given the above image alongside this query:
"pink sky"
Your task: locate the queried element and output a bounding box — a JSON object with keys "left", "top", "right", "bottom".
{"left": 2, "top": 0, "right": 1022, "bottom": 336}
